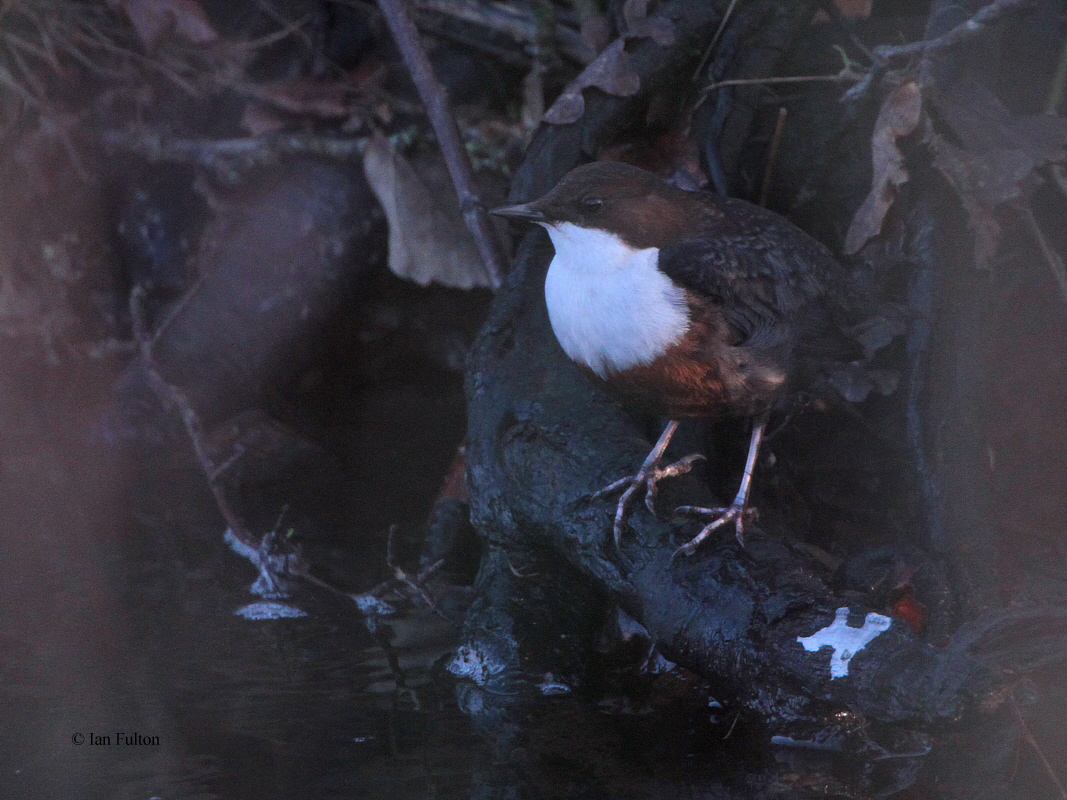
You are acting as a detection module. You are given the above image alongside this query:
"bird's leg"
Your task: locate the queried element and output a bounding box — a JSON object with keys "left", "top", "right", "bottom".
{"left": 591, "top": 420, "right": 705, "bottom": 547}
{"left": 672, "top": 413, "right": 768, "bottom": 557}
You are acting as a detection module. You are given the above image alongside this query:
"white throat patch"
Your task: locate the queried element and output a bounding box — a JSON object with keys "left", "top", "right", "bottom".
{"left": 542, "top": 222, "right": 689, "bottom": 378}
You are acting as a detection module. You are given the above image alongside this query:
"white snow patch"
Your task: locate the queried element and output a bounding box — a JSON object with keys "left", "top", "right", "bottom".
{"left": 235, "top": 601, "right": 307, "bottom": 620}
{"left": 797, "top": 607, "right": 892, "bottom": 679}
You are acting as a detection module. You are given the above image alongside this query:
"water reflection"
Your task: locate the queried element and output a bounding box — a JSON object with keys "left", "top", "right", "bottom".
{"left": 0, "top": 362, "right": 482, "bottom": 800}
{"left": 3, "top": 360, "right": 1064, "bottom": 800}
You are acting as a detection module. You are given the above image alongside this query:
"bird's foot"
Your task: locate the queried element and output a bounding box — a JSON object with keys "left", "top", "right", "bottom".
{"left": 591, "top": 453, "right": 705, "bottom": 547}
{"left": 671, "top": 501, "right": 755, "bottom": 558}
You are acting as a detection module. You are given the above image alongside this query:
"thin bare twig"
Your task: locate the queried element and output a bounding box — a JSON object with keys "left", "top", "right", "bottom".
{"left": 384, "top": 523, "right": 441, "bottom": 610}
{"left": 691, "top": 0, "right": 739, "bottom": 83}
{"left": 1022, "top": 205, "right": 1067, "bottom": 309}
{"left": 2, "top": 30, "right": 62, "bottom": 73}
{"left": 0, "top": 62, "right": 41, "bottom": 107}
{"left": 353, "top": 557, "right": 446, "bottom": 607}
{"left": 1046, "top": 31, "right": 1067, "bottom": 115}
{"left": 99, "top": 129, "right": 368, "bottom": 174}
{"left": 252, "top": 0, "right": 316, "bottom": 53}
{"left": 700, "top": 71, "right": 857, "bottom": 96}
{"left": 76, "top": 23, "right": 202, "bottom": 95}
{"left": 130, "top": 287, "right": 260, "bottom": 553}
{"left": 816, "top": 0, "right": 875, "bottom": 64}
{"left": 375, "top": 0, "right": 506, "bottom": 289}
{"left": 1010, "top": 694, "right": 1067, "bottom": 799}
{"left": 1050, "top": 164, "right": 1067, "bottom": 201}
{"left": 412, "top": 0, "right": 594, "bottom": 65}
{"left": 27, "top": 12, "right": 64, "bottom": 71}
{"left": 248, "top": 514, "right": 446, "bottom": 612}
{"left": 722, "top": 709, "right": 741, "bottom": 740}
{"left": 224, "top": 13, "right": 317, "bottom": 52}
{"left": 758, "top": 106, "right": 787, "bottom": 208}
{"left": 872, "top": 0, "right": 1039, "bottom": 65}
{"left": 8, "top": 39, "right": 48, "bottom": 99}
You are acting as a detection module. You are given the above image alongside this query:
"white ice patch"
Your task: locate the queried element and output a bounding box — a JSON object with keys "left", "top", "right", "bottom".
{"left": 543, "top": 222, "right": 689, "bottom": 378}
{"left": 448, "top": 643, "right": 507, "bottom": 687}
{"left": 537, "top": 673, "right": 572, "bottom": 695}
{"left": 797, "top": 607, "right": 892, "bottom": 679}
{"left": 235, "top": 601, "right": 307, "bottom": 620}
{"left": 224, "top": 527, "right": 300, "bottom": 599}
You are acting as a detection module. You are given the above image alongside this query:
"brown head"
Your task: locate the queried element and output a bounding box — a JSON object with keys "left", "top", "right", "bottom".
{"left": 492, "top": 162, "right": 710, "bottom": 250}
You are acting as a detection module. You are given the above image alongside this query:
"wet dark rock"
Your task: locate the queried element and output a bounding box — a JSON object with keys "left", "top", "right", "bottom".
{"left": 114, "top": 164, "right": 205, "bottom": 300}
{"left": 461, "top": 232, "right": 991, "bottom": 742}
{"left": 108, "top": 156, "right": 383, "bottom": 435}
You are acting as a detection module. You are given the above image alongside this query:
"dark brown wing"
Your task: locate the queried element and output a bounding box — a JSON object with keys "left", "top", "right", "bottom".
{"left": 658, "top": 194, "right": 856, "bottom": 364}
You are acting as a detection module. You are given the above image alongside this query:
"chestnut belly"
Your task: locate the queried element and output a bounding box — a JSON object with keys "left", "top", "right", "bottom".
{"left": 581, "top": 343, "right": 791, "bottom": 420}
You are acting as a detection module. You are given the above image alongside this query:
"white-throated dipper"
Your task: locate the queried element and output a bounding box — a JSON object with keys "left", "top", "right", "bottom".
{"left": 493, "top": 161, "right": 853, "bottom": 556}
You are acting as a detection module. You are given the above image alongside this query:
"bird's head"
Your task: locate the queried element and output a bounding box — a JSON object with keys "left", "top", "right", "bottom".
{"left": 492, "top": 162, "right": 706, "bottom": 250}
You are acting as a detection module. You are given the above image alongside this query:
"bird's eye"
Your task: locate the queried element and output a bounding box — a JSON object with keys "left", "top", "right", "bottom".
{"left": 580, "top": 196, "right": 603, "bottom": 213}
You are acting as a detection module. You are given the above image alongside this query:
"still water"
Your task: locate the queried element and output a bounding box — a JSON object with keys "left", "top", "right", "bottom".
{"left": 3, "top": 358, "right": 1065, "bottom": 800}
{"left": 0, "top": 358, "right": 486, "bottom": 799}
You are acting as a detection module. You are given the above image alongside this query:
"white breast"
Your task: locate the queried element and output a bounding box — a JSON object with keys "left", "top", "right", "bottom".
{"left": 542, "top": 222, "right": 690, "bottom": 378}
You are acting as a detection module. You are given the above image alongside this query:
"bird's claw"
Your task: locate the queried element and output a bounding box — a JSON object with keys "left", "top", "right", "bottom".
{"left": 591, "top": 453, "right": 705, "bottom": 547}
{"left": 672, "top": 502, "right": 754, "bottom": 558}
{"left": 644, "top": 453, "right": 705, "bottom": 513}
{"left": 589, "top": 476, "right": 633, "bottom": 500}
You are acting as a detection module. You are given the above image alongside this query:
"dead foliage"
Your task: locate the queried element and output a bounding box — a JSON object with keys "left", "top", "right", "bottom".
{"left": 0, "top": 1, "right": 1066, "bottom": 796}
{"left": 110, "top": 0, "right": 219, "bottom": 48}
{"left": 361, "top": 133, "right": 494, "bottom": 290}
{"left": 543, "top": 0, "right": 676, "bottom": 125}
{"left": 844, "top": 78, "right": 922, "bottom": 255}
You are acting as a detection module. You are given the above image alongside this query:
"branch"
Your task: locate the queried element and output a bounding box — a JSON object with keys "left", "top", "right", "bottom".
{"left": 411, "top": 0, "right": 595, "bottom": 66}
{"left": 872, "top": 0, "right": 1039, "bottom": 65}
{"left": 375, "top": 0, "right": 507, "bottom": 289}
{"left": 699, "top": 71, "right": 859, "bottom": 96}
{"left": 99, "top": 129, "right": 366, "bottom": 171}
{"left": 130, "top": 288, "right": 262, "bottom": 556}
{"left": 1011, "top": 693, "right": 1067, "bottom": 799}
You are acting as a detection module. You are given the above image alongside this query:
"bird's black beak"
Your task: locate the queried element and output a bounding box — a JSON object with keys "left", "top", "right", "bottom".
{"left": 490, "top": 202, "right": 546, "bottom": 222}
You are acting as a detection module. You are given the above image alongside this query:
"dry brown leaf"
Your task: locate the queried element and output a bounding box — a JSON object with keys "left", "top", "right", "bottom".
{"left": 622, "top": 0, "right": 649, "bottom": 27}
{"left": 521, "top": 68, "right": 545, "bottom": 131}
{"left": 827, "top": 364, "right": 899, "bottom": 403}
{"left": 622, "top": 0, "right": 676, "bottom": 46}
{"left": 922, "top": 120, "right": 1003, "bottom": 269}
{"left": 112, "top": 0, "right": 218, "bottom": 49}
{"left": 579, "top": 14, "right": 612, "bottom": 55}
{"left": 543, "top": 8, "right": 676, "bottom": 126}
{"left": 814, "top": 0, "right": 873, "bottom": 22}
{"left": 240, "top": 65, "right": 387, "bottom": 135}
{"left": 251, "top": 76, "right": 354, "bottom": 117}
{"left": 240, "top": 102, "right": 288, "bottom": 137}
{"left": 835, "top": 0, "right": 874, "bottom": 18}
{"left": 242, "top": 76, "right": 355, "bottom": 135}
{"left": 598, "top": 128, "right": 707, "bottom": 191}
{"left": 922, "top": 79, "right": 1067, "bottom": 268}
{"left": 361, "top": 135, "right": 492, "bottom": 290}
{"left": 844, "top": 79, "right": 922, "bottom": 254}
{"left": 544, "top": 40, "right": 640, "bottom": 125}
